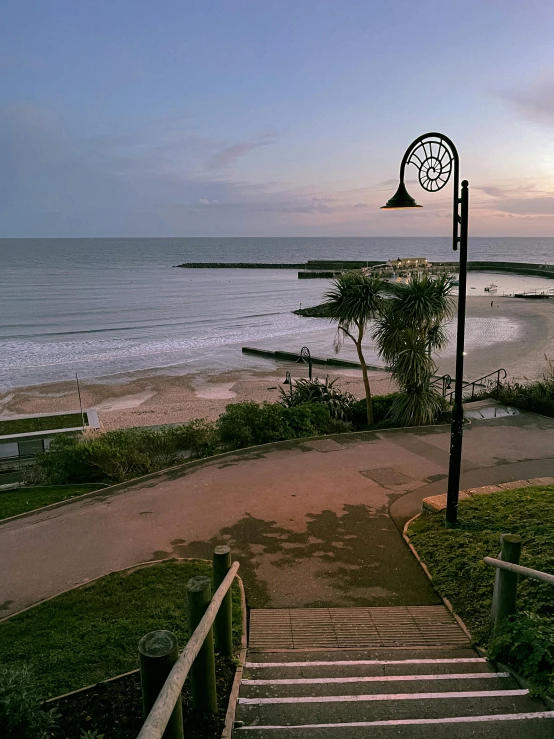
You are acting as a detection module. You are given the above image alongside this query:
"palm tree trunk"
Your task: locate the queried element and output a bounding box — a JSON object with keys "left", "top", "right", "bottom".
{"left": 355, "top": 338, "right": 373, "bottom": 427}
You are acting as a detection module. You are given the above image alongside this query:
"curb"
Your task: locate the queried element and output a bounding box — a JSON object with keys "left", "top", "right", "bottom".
{"left": 421, "top": 477, "right": 554, "bottom": 515}
{"left": 402, "top": 513, "right": 473, "bottom": 643}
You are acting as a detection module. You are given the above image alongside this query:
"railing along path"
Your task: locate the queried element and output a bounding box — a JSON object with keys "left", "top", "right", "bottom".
{"left": 485, "top": 533, "right": 553, "bottom": 633}
{"left": 137, "top": 548, "right": 239, "bottom": 739}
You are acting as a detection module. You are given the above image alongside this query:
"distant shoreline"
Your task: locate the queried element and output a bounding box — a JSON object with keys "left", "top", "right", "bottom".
{"left": 176, "top": 259, "right": 554, "bottom": 281}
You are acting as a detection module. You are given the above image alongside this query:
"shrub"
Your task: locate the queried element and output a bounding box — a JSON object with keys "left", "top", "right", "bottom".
{"left": 0, "top": 664, "right": 58, "bottom": 739}
{"left": 217, "top": 402, "right": 288, "bottom": 449}
{"left": 279, "top": 377, "right": 357, "bottom": 421}
{"left": 351, "top": 392, "right": 403, "bottom": 430}
{"left": 489, "top": 613, "right": 554, "bottom": 696}
{"left": 388, "top": 383, "right": 446, "bottom": 427}
{"left": 217, "top": 401, "right": 351, "bottom": 450}
{"left": 34, "top": 422, "right": 220, "bottom": 485}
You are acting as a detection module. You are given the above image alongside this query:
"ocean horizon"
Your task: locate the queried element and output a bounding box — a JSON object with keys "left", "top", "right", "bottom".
{"left": 2, "top": 236, "right": 554, "bottom": 389}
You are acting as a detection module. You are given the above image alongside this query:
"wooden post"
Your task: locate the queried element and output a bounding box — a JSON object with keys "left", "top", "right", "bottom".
{"left": 213, "top": 545, "right": 233, "bottom": 658}
{"left": 491, "top": 533, "right": 522, "bottom": 632}
{"left": 139, "top": 630, "right": 184, "bottom": 739}
{"left": 187, "top": 576, "right": 218, "bottom": 713}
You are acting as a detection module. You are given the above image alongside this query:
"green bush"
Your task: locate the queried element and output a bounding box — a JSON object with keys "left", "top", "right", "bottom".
{"left": 218, "top": 402, "right": 288, "bottom": 448}
{"left": 33, "top": 402, "right": 354, "bottom": 485}
{"left": 351, "top": 392, "right": 403, "bottom": 430}
{"left": 489, "top": 613, "right": 554, "bottom": 696}
{"left": 217, "top": 401, "right": 351, "bottom": 450}
{"left": 34, "top": 422, "right": 219, "bottom": 485}
{"left": 0, "top": 664, "right": 58, "bottom": 739}
{"left": 279, "top": 377, "right": 357, "bottom": 421}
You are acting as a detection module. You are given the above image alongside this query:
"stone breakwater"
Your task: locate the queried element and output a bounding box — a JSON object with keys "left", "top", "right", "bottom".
{"left": 176, "top": 259, "right": 554, "bottom": 280}
{"left": 175, "top": 262, "right": 305, "bottom": 268}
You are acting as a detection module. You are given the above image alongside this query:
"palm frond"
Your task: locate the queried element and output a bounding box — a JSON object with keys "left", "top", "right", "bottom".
{"left": 322, "top": 271, "right": 387, "bottom": 332}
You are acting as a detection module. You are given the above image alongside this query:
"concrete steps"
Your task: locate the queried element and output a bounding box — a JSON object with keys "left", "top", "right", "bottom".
{"left": 234, "top": 648, "right": 554, "bottom": 737}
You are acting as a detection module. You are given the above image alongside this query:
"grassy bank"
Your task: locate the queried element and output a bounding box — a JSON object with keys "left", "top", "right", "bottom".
{"left": 407, "top": 485, "right": 554, "bottom": 696}
{"left": 0, "top": 559, "right": 242, "bottom": 698}
{"left": 0, "top": 412, "right": 87, "bottom": 436}
{"left": 0, "top": 484, "right": 105, "bottom": 521}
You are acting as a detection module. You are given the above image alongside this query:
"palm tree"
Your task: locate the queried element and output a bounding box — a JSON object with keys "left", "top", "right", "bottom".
{"left": 373, "top": 273, "right": 455, "bottom": 426}
{"left": 322, "top": 271, "right": 386, "bottom": 426}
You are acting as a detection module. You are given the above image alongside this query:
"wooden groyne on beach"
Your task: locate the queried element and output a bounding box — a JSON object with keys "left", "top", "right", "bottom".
{"left": 241, "top": 346, "right": 387, "bottom": 371}
{"left": 177, "top": 259, "right": 554, "bottom": 279}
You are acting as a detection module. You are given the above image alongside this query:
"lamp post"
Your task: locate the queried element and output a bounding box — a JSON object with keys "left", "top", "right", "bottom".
{"left": 381, "top": 132, "right": 469, "bottom": 527}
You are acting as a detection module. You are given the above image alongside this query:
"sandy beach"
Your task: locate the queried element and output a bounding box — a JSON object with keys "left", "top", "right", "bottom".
{"left": 1, "top": 296, "right": 553, "bottom": 430}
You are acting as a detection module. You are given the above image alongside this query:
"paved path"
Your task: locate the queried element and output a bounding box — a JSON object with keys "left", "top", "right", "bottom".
{"left": 2, "top": 404, "right": 554, "bottom": 617}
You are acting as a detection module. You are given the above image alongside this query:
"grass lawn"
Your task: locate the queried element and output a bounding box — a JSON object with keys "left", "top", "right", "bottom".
{"left": 407, "top": 485, "right": 554, "bottom": 696}
{"left": 0, "top": 485, "right": 106, "bottom": 521}
{"left": 0, "top": 559, "right": 242, "bottom": 699}
{"left": 0, "top": 412, "right": 87, "bottom": 436}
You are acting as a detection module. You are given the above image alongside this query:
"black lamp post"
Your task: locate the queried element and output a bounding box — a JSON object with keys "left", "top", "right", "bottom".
{"left": 381, "top": 132, "right": 469, "bottom": 527}
{"left": 299, "top": 346, "right": 313, "bottom": 381}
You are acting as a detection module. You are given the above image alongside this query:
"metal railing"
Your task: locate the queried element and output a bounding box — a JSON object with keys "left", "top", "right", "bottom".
{"left": 484, "top": 534, "right": 553, "bottom": 633}
{"left": 137, "top": 548, "right": 239, "bottom": 739}
{"left": 431, "top": 373, "right": 453, "bottom": 397}
{"left": 445, "top": 368, "right": 507, "bottom": 402}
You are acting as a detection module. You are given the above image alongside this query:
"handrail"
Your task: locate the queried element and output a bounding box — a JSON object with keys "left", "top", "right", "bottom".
{"left": 137, "top": 560, "right": 240, "bottom": 739}
{"left": 445, "top": 368, "right": 507, "bottom": 402}
{"left": 484, "top": 557, "right": 554, "bottom": 585}
{"left": 431, "top": 373, "right": 452, "bottom": 396}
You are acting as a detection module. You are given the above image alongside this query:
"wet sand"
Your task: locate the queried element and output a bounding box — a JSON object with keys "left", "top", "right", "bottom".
{"left": 1, "top": 296, "right": 553, "bottom": 430}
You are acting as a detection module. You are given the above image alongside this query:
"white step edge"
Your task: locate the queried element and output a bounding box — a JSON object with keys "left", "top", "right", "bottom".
{"left": 238, "top": 688, "right": 529, "bottom": 705}
{"left": 245, "top": 658, "right": 487, "bottom": 668}
{"left": 235, "top": 711, "right": 554, "bottom": 730}
{"left": 242, "top": 672, "right": 510, "bottom": 686}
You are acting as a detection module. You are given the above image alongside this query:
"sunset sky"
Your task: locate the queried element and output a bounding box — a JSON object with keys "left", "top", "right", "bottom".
{"left": 2, "top": 0, "right": 554, "bottom": 237}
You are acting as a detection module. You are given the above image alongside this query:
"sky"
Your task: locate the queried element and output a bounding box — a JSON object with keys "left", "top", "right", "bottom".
{"left": 2, "top": 0, "right": 554, "bottom": 238}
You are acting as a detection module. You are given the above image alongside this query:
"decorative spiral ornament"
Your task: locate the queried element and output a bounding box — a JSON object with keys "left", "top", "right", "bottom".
{"left": 406, "top": 136, "right": 454, "bottom": 192}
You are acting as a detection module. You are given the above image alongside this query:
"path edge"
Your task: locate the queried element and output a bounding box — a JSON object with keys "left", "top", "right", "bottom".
{"left": 402, "top": 513, "right": 473, "bottom": 642}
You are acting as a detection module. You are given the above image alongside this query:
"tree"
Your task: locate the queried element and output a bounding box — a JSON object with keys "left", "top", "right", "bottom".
{"left": 322, "top": 271, "right": 386, "bottom": 426}
{"left": 373, "top": 273, "right": 455, "bottom": 426}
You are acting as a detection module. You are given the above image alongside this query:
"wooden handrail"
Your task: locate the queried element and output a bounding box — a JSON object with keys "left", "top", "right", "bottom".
{"left": 137, "top": 561, "right": 240, "bottom": 739}
{"left": 484, "top": 557, "right": 554, "bottom": 585}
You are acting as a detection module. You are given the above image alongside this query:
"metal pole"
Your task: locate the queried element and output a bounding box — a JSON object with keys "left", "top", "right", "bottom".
{"left": 75, "top": 372, "right": 85, "bottom": 429}
{"left": 445, "top": 180, "right": 469, "bottom": 527}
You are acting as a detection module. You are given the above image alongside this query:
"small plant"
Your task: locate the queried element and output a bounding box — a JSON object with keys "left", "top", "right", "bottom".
{"left": 279, "top": 377, "right": 357, "bottom": 422}
{"left": 489, "top": 612, "right": 554, "bottom": 696}
{"left": 80, "top": 730, "right": 104, "bottom": 738}
{"left": 0, "top": 663, "right": 58, "bottom": 739}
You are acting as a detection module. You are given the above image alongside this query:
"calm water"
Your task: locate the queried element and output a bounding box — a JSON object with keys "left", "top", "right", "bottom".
{"left": 1, "top": 237, "right": 554, "bottom": 388}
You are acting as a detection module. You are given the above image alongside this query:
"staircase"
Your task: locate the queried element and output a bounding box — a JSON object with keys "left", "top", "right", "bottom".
{"left": 233, "top": 608, "right": 554, "bottom": 737}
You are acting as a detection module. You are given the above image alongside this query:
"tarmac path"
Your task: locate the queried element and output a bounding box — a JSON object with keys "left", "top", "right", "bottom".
{"left": 2, "top": 404, "right": 554, "bottom": 617}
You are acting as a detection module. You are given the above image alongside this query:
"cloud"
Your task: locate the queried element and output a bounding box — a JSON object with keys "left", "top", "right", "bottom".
{"left": 209, "top": 134, "right": 276, "bottom": 169}
{"left": 503, "top": 78, "right": 554, "bottom": 125}
{"left": 484, "top": 196, "right": 554, "bottom": 216}
{"left": 475, "top": 185, "right": 507, "bottom": 198}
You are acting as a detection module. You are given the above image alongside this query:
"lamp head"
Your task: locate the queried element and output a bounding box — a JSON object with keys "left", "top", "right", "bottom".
{"left": 381, "top": 181, "right": 422, "bottom": 210}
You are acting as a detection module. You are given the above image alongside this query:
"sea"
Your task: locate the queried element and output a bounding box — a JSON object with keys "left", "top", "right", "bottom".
{"left": 2, "top": 237, "right": 554, "bottom": 389}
